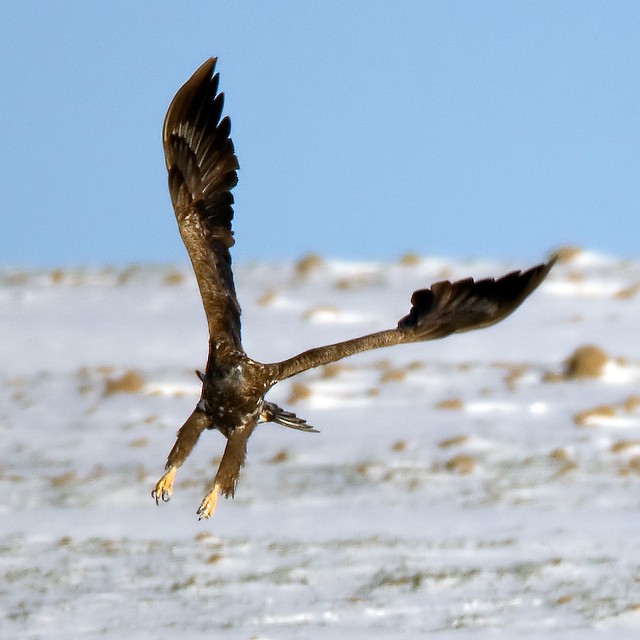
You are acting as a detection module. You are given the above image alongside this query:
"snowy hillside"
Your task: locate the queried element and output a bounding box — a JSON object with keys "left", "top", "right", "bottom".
{"left": 2, "top": 250, "right": 640, "bottom": 638}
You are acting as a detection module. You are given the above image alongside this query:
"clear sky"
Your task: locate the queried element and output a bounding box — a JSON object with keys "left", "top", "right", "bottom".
{"left": 3, "top": 2, "right": 639, "bottom": 267}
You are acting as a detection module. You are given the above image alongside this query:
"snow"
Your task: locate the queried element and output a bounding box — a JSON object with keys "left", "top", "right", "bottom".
{"left": 2, "top": 252, "right": 640, "bottom": 638}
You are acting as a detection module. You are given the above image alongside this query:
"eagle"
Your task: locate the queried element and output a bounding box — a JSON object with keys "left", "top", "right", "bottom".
{"left": 151, "top": 58, "right": 554, "bottom": 519}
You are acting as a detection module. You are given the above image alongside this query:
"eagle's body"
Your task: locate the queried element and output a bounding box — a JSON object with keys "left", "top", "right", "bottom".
{"left": 152, "top": 58, "right": 554, "bottom": 519}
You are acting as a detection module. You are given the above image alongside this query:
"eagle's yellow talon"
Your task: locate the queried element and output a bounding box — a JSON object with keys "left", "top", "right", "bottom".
{"left": 197, "top": 485, "right": 220, "bottom": 520}
{"left": 152, "top": 466, "right": 176, "bottom": 505}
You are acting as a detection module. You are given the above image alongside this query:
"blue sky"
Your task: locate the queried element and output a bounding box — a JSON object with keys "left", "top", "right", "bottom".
{"left": 3, "top": 2, "right": 639, "bottom": 267}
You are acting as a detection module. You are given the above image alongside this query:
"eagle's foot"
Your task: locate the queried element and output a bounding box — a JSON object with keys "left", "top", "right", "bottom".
{"left": 151, "top": 466, "right": 176, "bottom": 504}
{"left": 197, "top": 484, "right": 220, "bottom": 520}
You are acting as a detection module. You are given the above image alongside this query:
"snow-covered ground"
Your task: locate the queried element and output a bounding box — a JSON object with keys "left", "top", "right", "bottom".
{"left": 2, "top": 250, "right": 640, "bottom": 638}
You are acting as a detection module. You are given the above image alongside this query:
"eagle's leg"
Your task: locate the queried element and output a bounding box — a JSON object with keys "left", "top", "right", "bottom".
{"left": 152, "top": 408, "right": 208, "bottom": 504}
{"left": 197, "top": 423, "right": 253, "bottom": 519}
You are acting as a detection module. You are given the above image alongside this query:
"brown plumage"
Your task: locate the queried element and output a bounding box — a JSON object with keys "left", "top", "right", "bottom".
{"left": 151, "top": 58, "right": 554, "bottom": 519}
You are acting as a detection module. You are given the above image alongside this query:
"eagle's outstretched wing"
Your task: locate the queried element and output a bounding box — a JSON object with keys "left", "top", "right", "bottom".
{"left": 274, "top": 259, "right": 554, "bottom": 380}
{"left": 163, "top": 58, "right": 242, "bottom": 354}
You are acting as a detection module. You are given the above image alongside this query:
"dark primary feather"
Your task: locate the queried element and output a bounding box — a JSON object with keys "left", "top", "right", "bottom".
{"left": 162, "top": 58, "right": 242, "bottom": 355}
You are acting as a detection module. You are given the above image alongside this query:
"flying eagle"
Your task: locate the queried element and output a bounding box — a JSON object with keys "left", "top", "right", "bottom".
{"left": 152, "top": 58, "right": 554, "bottom": 519}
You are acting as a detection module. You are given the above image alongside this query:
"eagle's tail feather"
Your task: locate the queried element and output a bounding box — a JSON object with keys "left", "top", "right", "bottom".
{"left": 261, "top": 401, "right": 319, "bottom": 433}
